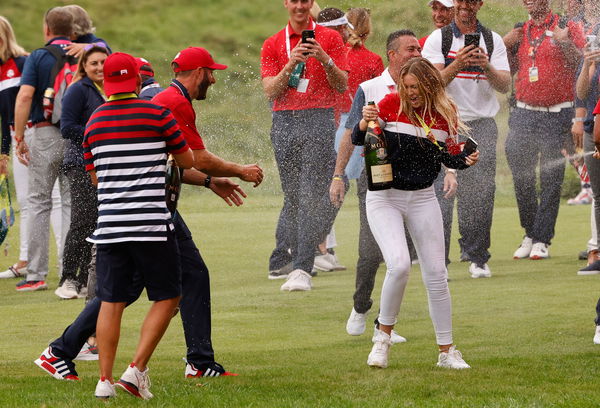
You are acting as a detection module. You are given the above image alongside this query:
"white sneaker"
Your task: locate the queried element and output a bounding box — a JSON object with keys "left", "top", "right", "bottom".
{"left": 330, "top": 253, "right": 346, "bottom": 271}
{"left": 280, "top": 269, "right": 312, "bottom": 291}
{"left": 594, "top": 326, "right": 600, "bottom": 345}
{"left": 313, "top": 253, "right": 336, "bottom": 272}
{"left": 346, "top": 308, "right": 367, "bottom": 336}
{"left": 437, "top": 346, "right": 470, "bottom": 369}
{"left": 529, "top": 242, "right": 549, "bottom": 260}
{"left": 54, "top": 279, "right": 79, "bottom": 299}
{"left": 513, "top": 236, "right": 533, "bottom": 259}
{"left": 390, "top": 330, "right": 407, "bottom": 344}
{"left": 469, "top": 262, "right": 491, "bottom": 278}
{"left": 0, "top": 264, "right": 26, "bottom": 279}
{"left": 367, "top": 329, "right": 391, "bottom": 368}
{"left": 95, "top": 377, "right": 116, "bottom": 399}
{"left": 116, "top": 363, "right": 153, "bottom": 400}
{"left": 75, "top": 341, "right": 99, "bottom": 361}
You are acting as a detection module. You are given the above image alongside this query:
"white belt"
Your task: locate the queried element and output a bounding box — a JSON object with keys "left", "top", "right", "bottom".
{"left": 516, "top": 101, "right": 574, "bottom": 113}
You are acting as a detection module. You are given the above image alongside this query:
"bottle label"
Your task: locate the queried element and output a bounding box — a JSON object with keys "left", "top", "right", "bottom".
{"left": 370, "top": 164, "right": 393, "bottom": 183}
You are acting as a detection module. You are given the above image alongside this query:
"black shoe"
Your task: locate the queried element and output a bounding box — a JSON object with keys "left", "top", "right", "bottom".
{"left": 268, "top": 262, "right": 293, "bottom": 280}
{"left": 579, "top": 250, "right": 589, "bottom": 261}
{"left": 578, "top": 260, "right": 600, "bottom": 276}
{"left": 185, "top": 361, "right": 238, "bottom": 377}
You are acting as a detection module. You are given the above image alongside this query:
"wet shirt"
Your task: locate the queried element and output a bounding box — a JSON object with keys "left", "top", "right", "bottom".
{"left": 515, "top": 11, "right": 585, "bottom": 106}
{"left": 0, "top": 56, "right": 26, "bottom": 154}
{"left": 83, "top": 96, "right": 189, "bottom": 244}
{"left": 152, "top": 80, "right": 205, "bottom": 150}
{"left": 261, "top": 21, "right": 349, "bottom": 111}
{"left": 351, "top": 92, "right": 468, "bottom": 191}
{"left": 339, "top": 44, "right": 384, "bottom": 113}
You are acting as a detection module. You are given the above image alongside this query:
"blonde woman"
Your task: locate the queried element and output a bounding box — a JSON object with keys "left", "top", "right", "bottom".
{"left": 352, "top": 57, "right": 478, "bottom": 369}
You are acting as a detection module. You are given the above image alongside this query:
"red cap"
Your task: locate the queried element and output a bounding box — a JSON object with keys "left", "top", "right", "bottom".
{"left": 103, "top": 52, "right": 139, "bottom": 96}
{"left": 172, "top": 47, "right": 227, "bottom": 73}
{"left": 136, "top": 57, "right": 154, "bottom": 77}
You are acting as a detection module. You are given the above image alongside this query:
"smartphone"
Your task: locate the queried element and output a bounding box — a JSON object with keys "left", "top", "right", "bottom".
{"left": 463, "top": 137, "right": 478, "bottom": 155}
{"left": 302, "top": 30, "right": 315, "bottom": 56}
{"left": 464, "top": 33, "right": 480, "bottom": 50}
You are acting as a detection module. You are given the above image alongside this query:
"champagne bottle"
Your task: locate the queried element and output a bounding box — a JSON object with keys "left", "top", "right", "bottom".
{"left": 364, "top": 101, "right": 393, "bottom": 191}
{"left": 165, "top": 154, "right": 181, "bottom": 213}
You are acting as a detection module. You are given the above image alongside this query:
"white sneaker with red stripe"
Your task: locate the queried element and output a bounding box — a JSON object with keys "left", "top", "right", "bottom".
{"left": 116, "top": 363, "right": 153, "bottom": 400}
{"left": 34, "top": 346, "right": 79, "bottom": 380}
{"left": 95, "top": 377, "right": 116, "bottom": 399}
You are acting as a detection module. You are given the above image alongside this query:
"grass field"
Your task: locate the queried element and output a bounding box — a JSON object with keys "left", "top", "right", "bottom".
{"left": 0, "top": 189, "right": 598, "bottom": 407}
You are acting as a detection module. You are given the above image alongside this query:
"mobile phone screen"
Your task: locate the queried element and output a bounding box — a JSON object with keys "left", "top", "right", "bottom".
{"left": 464, "top": 34, "right": 480, "bottom": 50}
{"left": 463, "top": 137, "right": 478, "bottom": 155}
{"left": 302, "top": 30, "right": 315, "bottom": 43}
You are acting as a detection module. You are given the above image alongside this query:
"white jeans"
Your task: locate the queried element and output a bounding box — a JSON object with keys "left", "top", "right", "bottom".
{"left": 11, "top": 129, "right": 63, "bottom": 265}
{"left": 366, "top": 186, "right": 453, "bottom": 345}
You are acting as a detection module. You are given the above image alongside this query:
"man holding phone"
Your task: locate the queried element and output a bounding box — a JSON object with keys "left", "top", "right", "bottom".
{"left": 422, "top": 0, "right": 511, "bottom": 279}
{"left": 261, "top": 0, "right": 348, "bottom": 291}
{"left": 503, "top": 0, "right": 585, "bottom": 261}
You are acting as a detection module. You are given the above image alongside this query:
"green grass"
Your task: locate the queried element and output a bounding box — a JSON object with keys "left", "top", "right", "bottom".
{"left": 0, "top": 190, "right": 598, "bottom": 407}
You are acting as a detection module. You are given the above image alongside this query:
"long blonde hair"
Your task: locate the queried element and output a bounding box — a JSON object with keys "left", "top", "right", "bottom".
{"left": 397, "top": 57, "right": 469, "bottom": 140}
{"left": 0, "top": 16, "right": 26, "bottom": 62}
{"left": 346, "top": 8, "right": 371, "bottom": 48}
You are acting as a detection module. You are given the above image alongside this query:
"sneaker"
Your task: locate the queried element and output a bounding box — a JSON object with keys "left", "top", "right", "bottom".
{"left": 116, "top": 363, "right": 153, "bottom": 400}
{"left": 313, "top": 253, "right": 336, "bottom": 272}
{"left": 0, "top": 264, "right": 26, "bottom": 279}
{"left": 77, "top": 286, "right": 88, "bottom": 299}
{"left": 579, "top": 250, "right": 590, "bottom": 261}
{"left": 469, "top": 262, "right": 491, "bottom": 278}
{"left": 54, "top": 279, "right": 79, "bottom": 299}
{"left": 594, "top": 326, "right": 600, "bottom": 345}
{"left": 346, "top": 308, "right": 367, "bottom": 336}
{"left": 367, "top": 329, "right": 391, "bottom": 368}
{"left": 34, "top": 346, "right": 79, "bottom": 380}
{"left": 75, "top": 341, "right": 99, "bottom": 361}
{"left": 268, "top": 262, "right": 293, "bottom": 280}
{"left": 329, "top": 253, "right": 346, "bottom": 271}
{"left": 437, "top": 346, "right": 470, "bottom": 369}
{"left": 95, "top": 377, "right": 116, "bottom": 399}
{"left": 16, "top": 279, "right": 48, "bottom": 292}
{"left": 185, "top": 361, "right": 238, "bottom": 377}
{"left": 280, "top": 269, "right": 312, "bottom": 291}
{"left": 390, "top": 330, "right": 407, "bottom": 344}
{"left": 513, "top": 236, "right": 533, "bottom": 259}
{"left": 578, "top": 260, "right": 600, "bottom": 276}
{"left": 529, "top": 242, "right": 549, "bottom": 260}
{"left": 567, "top": 188, "right": 592, "bottom": 205}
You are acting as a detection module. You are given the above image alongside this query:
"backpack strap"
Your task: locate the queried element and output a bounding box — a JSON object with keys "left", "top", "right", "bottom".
{"left": 441, "top": 24, "right": 454, "bottom": 63}
{"left": 480, "top": 26, "right": 494, "bottom": 61}
{"left": 42, "top": 45, "right": 67, "bottom": 83}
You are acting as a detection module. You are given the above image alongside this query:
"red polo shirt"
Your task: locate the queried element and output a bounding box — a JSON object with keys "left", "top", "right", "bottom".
{"left": 339, "top": 44, "right": 384, "bottom": 113}
{"left": 152, "top": 82, "right": 205, "bottom": 150}
{"left": 515, "top": 11, "right": 585, "bottom": 107}
{"left": 261, "top": 20, "right": 349, "bottom": 111}
{"left": 594, "top": 99, "right": 600, "bottom": 116}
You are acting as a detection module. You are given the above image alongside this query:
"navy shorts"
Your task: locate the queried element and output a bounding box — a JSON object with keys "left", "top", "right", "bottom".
{"left": 95, "top": 228, "right": 182, "bottom": 303}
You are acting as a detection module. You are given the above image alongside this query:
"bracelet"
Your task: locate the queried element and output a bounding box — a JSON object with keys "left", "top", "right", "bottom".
{"left": 332, "top": 176, "right": 343, "bottom": 182}
{"left": 445, "top": 169, "right": 457, "bottom": 175}
{"left": 204, "top": 175, "right": 212, "bottom": 188}
{"left": 323, "top": 57, "right": 334, "bottom": 68}
{"left": 572, "top": 117, "right": 584, "bottom": 123}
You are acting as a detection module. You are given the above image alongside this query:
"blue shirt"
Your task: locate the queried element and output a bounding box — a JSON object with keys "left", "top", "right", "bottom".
{"left": 19, "top": 37, "right": 71, "bottom": 124}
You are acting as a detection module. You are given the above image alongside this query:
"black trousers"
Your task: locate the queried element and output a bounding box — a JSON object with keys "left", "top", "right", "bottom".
{"left": 49, "top": 213, "right": 215, "bottom": 367}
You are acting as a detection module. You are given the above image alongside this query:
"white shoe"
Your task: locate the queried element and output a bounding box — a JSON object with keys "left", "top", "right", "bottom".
{"left": 346, "top": 308, "right": 367, "bottom": 336}
{"left": 313, "top": 253, "right": 336, "bottom": 272}
{"left": 437, "top": 346, "right": 470, "bottom": 369}
{"left": 280, "top": 269, "right": 312, "bottom": 291}
{"left": 77, "top": 286, "right": 88, "bottom": 299}
{"left": 469, "top": 262, "right": 491, "bottom": 278}
{"left": 54, "top": 279, "right": 79, "bottom": 299}
{"left": 513, "top": 236, "right": 533, "bottom": 259}
{"left": 594, "top": 326, "right": 600, "bottom": 345}
{"left": 330, "top": 253, "right": 346, "bottom": 271}
{"left": 367, "top": 329, "right": 391, "bottom": 368}
{"left": 529, "top": 242, "right": 549, "bottom": 260}
{"left": 116, "top": 363, "right": 153, "bottom": 400}
{"left": 0, "top": 264, "right": 26, "bottom": 279}
{"left": 95, "top": 377, "right": 116, "bottom": 399}
{"left": 75, "top": 341, "right": 99, "bottom": 361}
{"left": 390, "top": 330, "right": 407, "bottom": 344}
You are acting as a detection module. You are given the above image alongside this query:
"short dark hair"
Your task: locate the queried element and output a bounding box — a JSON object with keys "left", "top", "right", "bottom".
{"left": 45, "top": 7, "right": 74, "bottom": 37}
{"left": 317, "top": 7, "right": 345, "bottom": 23}
{"left": 386, "top": 29, "right": 416, "bottom": 53}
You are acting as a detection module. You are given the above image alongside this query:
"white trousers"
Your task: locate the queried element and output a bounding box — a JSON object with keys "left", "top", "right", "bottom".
{"left": 366, "top": 186, "right": 453, "bottom": 345}
{"left": 11, "top": 130, "right": 63, "bottom": 266}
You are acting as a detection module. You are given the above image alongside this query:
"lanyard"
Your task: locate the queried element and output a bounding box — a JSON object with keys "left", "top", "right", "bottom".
{"left": 285, "top": 20, "right": 316, "bottom": 59}
{"left": 414, "top": 112, "right": 442, "bottom": 150}
{"left": 526, "top": 14, "right": 556, "bottom": 63}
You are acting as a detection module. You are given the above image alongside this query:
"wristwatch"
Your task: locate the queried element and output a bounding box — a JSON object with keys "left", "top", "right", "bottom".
{"left": 324, "top": 57, "right": 335, "bottom": 68}
{"left": 572, "top": 117, "right": 584, "bottom": 124}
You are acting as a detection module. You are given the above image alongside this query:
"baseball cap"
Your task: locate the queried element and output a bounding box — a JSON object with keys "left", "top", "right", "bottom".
{"left": 428, "top": 0, "right": 454, "bottom": 7}
{"left": 136, "top": 57, "right": 154, "bottom": 77}
{"left": 171, "top": 47, "right": 228, "bottom": 73}
{"left": 103, "top": 52, "right": 139, "bottom": 96}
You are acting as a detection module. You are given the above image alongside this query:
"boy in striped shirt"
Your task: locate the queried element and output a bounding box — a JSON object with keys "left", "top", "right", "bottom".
{"left": 82, "top": 52, "right": 194, "bottom": 400}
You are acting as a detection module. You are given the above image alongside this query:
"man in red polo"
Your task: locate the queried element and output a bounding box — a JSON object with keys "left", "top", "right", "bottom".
{"left": 261, "top": 0, "right": 349, "bottom": 291}
{"left": 504, "top": 0, "right": 585, "bottom": 260}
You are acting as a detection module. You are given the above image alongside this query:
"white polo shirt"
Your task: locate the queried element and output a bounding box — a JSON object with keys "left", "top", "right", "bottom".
{"left": 422, "top": 26, "right": 510, "bottom": 122}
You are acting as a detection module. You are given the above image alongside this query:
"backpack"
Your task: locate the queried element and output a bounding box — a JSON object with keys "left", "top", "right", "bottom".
{"left": 41, "top": 45, "right": 78, "bottom": 126}
{"left": 441, "top": 23, "right": 494, "bottom": 67}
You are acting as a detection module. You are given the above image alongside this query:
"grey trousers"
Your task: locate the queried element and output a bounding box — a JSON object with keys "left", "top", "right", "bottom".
{"left": 25, "top": 125, "right": 71, "bottom": 281}
{"left": 584, "top": 131, "right": 600, "bottom": 247}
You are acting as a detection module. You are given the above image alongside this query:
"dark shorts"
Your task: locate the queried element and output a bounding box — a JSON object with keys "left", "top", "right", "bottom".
{"left": 95, "top": 228, "right": 182, "bottom": 303}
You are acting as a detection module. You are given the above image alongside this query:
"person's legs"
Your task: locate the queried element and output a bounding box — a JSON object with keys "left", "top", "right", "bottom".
{"left": 97, "top": 301, "right": 126, "bottom": 381}
{"left": 433, "top": 169, "right": 455, "bottom": 265}
{"left": 11, "top": 129, "right": 32, "bottom": 266}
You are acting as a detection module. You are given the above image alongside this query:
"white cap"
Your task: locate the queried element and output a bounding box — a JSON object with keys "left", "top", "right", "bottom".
{"left": 428, "top": 0, "right": 454, "bottom": 8}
